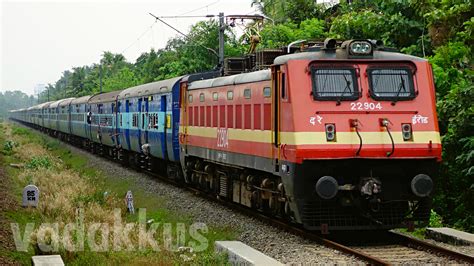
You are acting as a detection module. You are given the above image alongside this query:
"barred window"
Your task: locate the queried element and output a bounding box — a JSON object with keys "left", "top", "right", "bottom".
{"left": 368, "top": 68, "right": 415, "bottom": 101}
{"left": 311, "top": 67, "right": 359, "bottom": 101}
{"left": 132, "top": 114, "right": 138, "bottom": 127}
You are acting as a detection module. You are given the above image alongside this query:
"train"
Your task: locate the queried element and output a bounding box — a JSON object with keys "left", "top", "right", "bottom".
{"left": 10, "top": 39, "right": 442, "bottom": 232}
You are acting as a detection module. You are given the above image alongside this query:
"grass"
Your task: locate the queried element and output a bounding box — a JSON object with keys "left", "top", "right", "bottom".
{"left": 0, "top": 123, "right": 234, "bottom": 265}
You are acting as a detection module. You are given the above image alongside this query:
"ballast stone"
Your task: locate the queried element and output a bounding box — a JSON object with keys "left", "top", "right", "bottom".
{"left": 215, "top": 241, "right": 284, "bottom": 266}
{"left": 32, "top": 255, "right": 64, "bottom": 266}
{"left": 426, "top": 227, "right": 474, "bottom": 246}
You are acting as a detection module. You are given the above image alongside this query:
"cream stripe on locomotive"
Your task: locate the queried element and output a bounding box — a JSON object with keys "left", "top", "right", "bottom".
{"left": 181, "top": 126, "right": 441, "bottom": 145}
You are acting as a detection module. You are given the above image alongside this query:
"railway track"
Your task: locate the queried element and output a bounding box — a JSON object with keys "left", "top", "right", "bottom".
{"left": 148, "top": 169, "right": 474, "bottom": 265}
{"left": 16, "top": 123, "right": 474, "bottom": 265}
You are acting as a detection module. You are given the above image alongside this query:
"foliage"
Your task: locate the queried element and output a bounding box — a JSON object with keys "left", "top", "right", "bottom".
{"left": 0, "top": 91, "right": 35, "bottom": 118}
{"left": 252, "top": 0, "right": 324, "bottom": 24}
{"left": 260, "top": 18, "right": 326, "bottom": 48}
{"left": 429, "top": 210, "right": 444, "bottom": 228}
{"left": 329, "top": 4, "right": 425, "bottom": 51}
{"left": 12, "top": 127, "right": 31, "bottom": 137}
{"left": 425, "top": 0, "right": 473, "bottom": 231}
{"left": 2, "top": 140, "right": 18, "bottom": 155}
{"left": 25, "top": 156, "right": 52, "bottom": 170}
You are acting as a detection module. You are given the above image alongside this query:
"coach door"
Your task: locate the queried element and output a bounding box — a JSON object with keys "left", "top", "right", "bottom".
{"left": 85, "top": 105, "right": 92, "bottom": 140}
{"left": 160, "top": 94, "right": 168, "bottom": 160}
{"left": 272, "top": 66, "right": 282, "bottom": 171}
{"left": 124, "top": 99, "right": 131, "bottom": 150}
{"left": 140, "top": 97, "right": 149, "bottom": 148}
{"left": 115, "top": 101, "right": 121, "bottom": 147}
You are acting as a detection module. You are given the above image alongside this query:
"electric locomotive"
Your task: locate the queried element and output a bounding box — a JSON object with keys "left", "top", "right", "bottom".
{"left": 180, "top": 39, "right": 441, "bottom": 231}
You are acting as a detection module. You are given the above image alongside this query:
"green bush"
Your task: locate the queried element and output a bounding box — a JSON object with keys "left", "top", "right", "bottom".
{"left": 429, "top": 210, "right": 443, "bottom": 228}
{"left": 26, "top": 156, "right": 52, "bottom": 170}
{"left": 2, "top": 140, "right": 18, "bottom": 155}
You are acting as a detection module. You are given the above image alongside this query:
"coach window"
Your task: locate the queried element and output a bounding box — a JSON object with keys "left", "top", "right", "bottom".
{"left": 213, "top": 92, "right": 218, "bottom": 101}
{"left": 227, "top": 91, "right": 233, "bottom": 100}
{"left": 188, "top": 94, "right": 193, "bottom": 103}
{"left": 200, "top": 93, "right": 205, "bottom": 102}
{"left": 263, "top": 87, "right": 271, "bottom": 98}
{"left": 244, "top": 88, "right": 251, "bottom": 99}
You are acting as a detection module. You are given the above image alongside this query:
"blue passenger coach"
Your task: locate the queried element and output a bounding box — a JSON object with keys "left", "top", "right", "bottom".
{"left": 70, "top": 96, "right": 92, "bottom": 141}
{"left": 58, "top": 98, "right": 75, "bottom": 136}
{"left": 117, "top": 76, "right": 183, "bottom": 164}
{"left": 88, "top": 91, "right": 121, "bottom": 148}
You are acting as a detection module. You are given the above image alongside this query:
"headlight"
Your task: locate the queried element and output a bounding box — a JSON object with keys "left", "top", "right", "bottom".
{"left": 411, "top": 174, "right": 433, "bottom": 197}
{"left": 350, "top": 41, "right": 372, "bottom": 55}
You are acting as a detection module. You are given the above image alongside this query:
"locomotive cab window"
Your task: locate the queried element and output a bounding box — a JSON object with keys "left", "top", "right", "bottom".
{"left": 199, "top": 93, "right": 205, "bottom": 102}
{"left": 227, "top": 91, "right": 233, "bottom": 100}
{"left": 310, "top": 67, "right": 359, "bottom": 101}
{"left": 367, "top": 67, "right": 415, "bottom": 101}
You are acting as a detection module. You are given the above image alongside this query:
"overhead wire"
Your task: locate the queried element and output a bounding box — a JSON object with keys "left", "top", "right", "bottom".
{"left": 149, "top": 13, "right": 219, "bottom": 58}
{"left": 178, "top": 0, "right": 220, "bottom": 15}
{"left": 120, "top": 0, "right": 221, "bottom": 56}
{"left": 121, "top": 21, "right": 157, "bottom": 54}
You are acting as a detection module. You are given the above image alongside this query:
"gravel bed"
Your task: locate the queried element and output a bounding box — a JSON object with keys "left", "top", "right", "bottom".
{"left": 422, "top": 238, "right": 474, "bottom": 257}
{"left": 65, "top": 144, "right": 363, "bottom": 264}
{"left": 394, "top": 230, "right": 474, "bottom": 257}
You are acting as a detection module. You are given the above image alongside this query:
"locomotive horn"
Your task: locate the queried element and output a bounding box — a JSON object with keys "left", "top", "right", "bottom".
{"left": 411, "top": 174, "right": 433, "bottom": 197}
{"left": 315, "top": 176, "right": 338, "bottom": 199}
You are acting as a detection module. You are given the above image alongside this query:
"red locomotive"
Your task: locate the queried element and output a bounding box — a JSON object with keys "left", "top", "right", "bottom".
{"left": 180, "top": 39, "right": 441, "bottom": 231}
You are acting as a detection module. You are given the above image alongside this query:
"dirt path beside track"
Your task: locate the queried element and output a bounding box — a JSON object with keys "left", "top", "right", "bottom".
{"left": 0, "top": 159, "right": 20, "bottom": 265}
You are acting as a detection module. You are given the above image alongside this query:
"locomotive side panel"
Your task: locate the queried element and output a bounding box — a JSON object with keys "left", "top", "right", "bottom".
{"left": 183, "top": 79, "right": 275, "bottom": 172}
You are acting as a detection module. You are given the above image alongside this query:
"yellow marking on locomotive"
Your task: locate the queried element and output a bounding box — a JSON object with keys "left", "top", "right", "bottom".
{"left": 280, "top": 131, "right": 441, "bottom": 145}
{"left": 182, "top": 126, "right": 441, "bottom": 146}
{"left": 186, "top": 126, "right": 217, "bottom": 138}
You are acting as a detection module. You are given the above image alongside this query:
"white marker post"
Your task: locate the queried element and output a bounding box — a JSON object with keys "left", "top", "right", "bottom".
{"left": 125, "top": 191, "right": 134, "bottom": 214}
{"left": 22, "top": 185, "right": 39, "bottom": 207}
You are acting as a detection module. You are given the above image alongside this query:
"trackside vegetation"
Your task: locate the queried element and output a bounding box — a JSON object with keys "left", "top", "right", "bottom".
{"left": 0, "top": 123, "right": 234, "bottom": 264}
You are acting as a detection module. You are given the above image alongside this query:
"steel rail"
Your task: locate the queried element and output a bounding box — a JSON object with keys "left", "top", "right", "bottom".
{"left": 389, "top": 230, "right": 474, "bottom": 264}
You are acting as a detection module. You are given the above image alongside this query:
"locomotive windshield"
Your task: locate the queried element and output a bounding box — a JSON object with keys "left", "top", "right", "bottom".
{"left": 311, "top": 67, "right": 359, "bottom": 101}
{"left": 368, "top": 67, "right": 415, "bottom": 101}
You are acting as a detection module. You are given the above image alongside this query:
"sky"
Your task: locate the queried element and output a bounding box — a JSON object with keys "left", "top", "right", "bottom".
{"left": 0, "top": 0, "right": 257, "bottom": 95}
